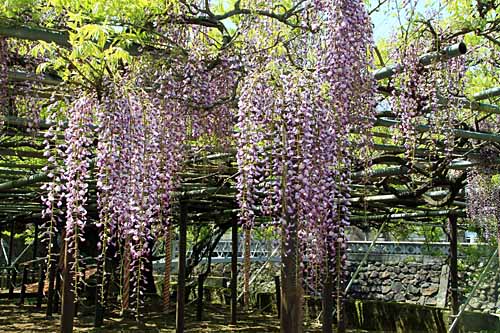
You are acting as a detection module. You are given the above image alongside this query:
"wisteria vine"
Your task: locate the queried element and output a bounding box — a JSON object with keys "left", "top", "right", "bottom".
{"left": 39, "top": 47, "right": 239, "bottom": 315}
{"left": 236, "top": 0, "right": 376, "bottom": 297}
{"left": 466, "top": 147, "right": 500, "bottom": 241}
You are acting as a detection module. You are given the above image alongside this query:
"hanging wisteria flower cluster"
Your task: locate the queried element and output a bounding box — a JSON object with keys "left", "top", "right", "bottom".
{"left": 2, "top": 39, "right": 46, "bottom": 132}
{"left": 40, "top": 115, "right": 67, "bottom": 273}
{"left": 39, "top": 48, "right": 239, "bottom": 314}
{"left": 0, "top": 37, "right": 8, "bottom": 127}
{"left": 466, "top": 147, "right": 500, "bottom": 241}
{"left": 237, "top": 0, "right": 376, "bottom": 289}
{"left": 63, "top": 97, "right": 95, "bottom": 296}
{"left": 389, "top": 40, "right": 466, "bottom": 159}
{"left": 390, "top": 42, "right": 425, "bottom": 155}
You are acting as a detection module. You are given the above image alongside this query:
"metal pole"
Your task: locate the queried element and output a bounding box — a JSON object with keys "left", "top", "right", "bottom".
{"left": 6, "top": 220, "right": 15, "bottom": 297}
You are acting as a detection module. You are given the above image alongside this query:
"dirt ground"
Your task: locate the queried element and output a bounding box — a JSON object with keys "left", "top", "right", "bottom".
{"left": 0, "top": 300, "right": 338, "bottom": 332}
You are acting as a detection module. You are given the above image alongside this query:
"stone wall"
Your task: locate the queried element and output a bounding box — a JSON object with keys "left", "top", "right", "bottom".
{"left": 458, "top": 262, "right": 500, "bottom": 314}
{"left": 175, "top": 243, "right": 500, "bottom": 315}
{"left": 194, "top": 255, "right": 500, "bottom": 315}
{"left": 346, "top": 259, "right": 445, "bottom": 306}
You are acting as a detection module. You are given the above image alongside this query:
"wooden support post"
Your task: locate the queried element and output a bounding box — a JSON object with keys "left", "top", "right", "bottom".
{"left": 36, "top": 264, "right": 46, "bottom": 310}
{"left": 336, "top": 240, "right": 346, "bottom": 333}
{"left": 274, "top": 275, "right": 281, "bottom": 319}
{"left": 322, "top": 252, "right": 333, "bottom": 333}
{"left": 60, "top": 240, "right": 75, "bottom": 333}
{"left": 33, "top": 222, "right": 39, "bottom": 261}
{"left": 222, "top": 277, "right": 229, "bottom": 304}
{"left": 176, "top": 203, "right": 187, "bottom": 333}
{"left": 196, "top": 274, "right": 204, "bottom": 321}
{"left": 46, "top": 261, "right": 56, "bottom": 318}
{"left": 18, "top": 266, "right": 28, "bottom": 305}
{"left": 94, "top": 260, "right": 104, "bottom": 327}
{"left": 280, "top": 218, "right": 302, "bottom": 333}
{"left": 162, "top": 224, "right": 172, "bottom": 312}
{"left": 8, "top": 269, "right": 17, "bottom": 299}
{"left": 243, "top": 228, "right": 251, "bottom": 308}
{"left": 121, "top": 244, "right": 131, "bottom": 314}
{"left": 231, "top": 219, "right": 238, "bottom": 325}
{"left": 53, "top": 269, "right": 62, "bottom": 313}
{"left": 449, "top": 215, "right": 459, "bottom": 333}
{"left": 74, "top": 263, "right": 83, "bottom": 318}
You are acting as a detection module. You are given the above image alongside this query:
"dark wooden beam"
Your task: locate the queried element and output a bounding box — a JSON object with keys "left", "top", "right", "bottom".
{"left": 176, "top": 203, "right": 187, "bottom": 333}
{"left": 60, "top": 239, "right": 75, "bottom": 333}
{"left": 36, "top": 263, "right": 46, "bottom": 310}
{"left": 0, "top": 25, "right": 70, "bottom": 47}
{"left": 322, "top": 244, "right": 333, "bottom": 333}
{"left": 18, "top": 266, "right": 28, "bottom": 305}
{"left": 45, "top": 261, "right": 56, "bottom": 318}
{"left": 0, "top": 23, "right": 166, "bottom": 56}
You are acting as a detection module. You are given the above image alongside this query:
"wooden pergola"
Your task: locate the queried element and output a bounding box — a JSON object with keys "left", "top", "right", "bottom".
{"left": 1, "top": 22, "right": 500, "bottom": 333}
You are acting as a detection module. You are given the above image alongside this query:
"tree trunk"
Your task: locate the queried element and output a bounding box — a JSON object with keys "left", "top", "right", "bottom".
{"left": 176, "top": 204, "right": 187, "bottom": 333}
{"left": 280, "top": 218, "right": 302, "bottom": 333}
{"left": 121, "top": 243, "right": 131, "bottom": 313}
{"left": 60, "top": 240, "right": 75, "bottom": 333}
{"left": 231, "top": 219, "right": 238, "bottom": 324}
{"left": 322, "top": 254, "right": 333, "bottom": 333}
{"left": 336, "top": 240, "right": 346, "bottom": 333}
{"left": 449, "top": 215, "right": 459, "bottom": 333}
{"left": 243, "top": 228, "right": 251, "bottom": 309}
{"left": 163, "top": 224, "right": 172, "bottom": 311}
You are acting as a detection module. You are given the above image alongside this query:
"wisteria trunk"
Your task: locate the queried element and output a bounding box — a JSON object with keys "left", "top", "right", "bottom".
{"left": 231, "top": 218, "right": 238, "bottom": 324}
{"left": 176, "top": 205, "right": 188, "bottom": 333}
{"left": 322, "top": 246, "right": 334, "bottom": 333}
{"left": 121, "top": 243, "right": 131, "bottom": 313}
{"left": 162, "top": 224, "right": 172, "bottom": 311}
{"left": 243, "top": 228, "right": 251, "bottom": 308}
{"left": 335, "top": 240, "right": 345, "bottom": 333}
{"left": 60, "top": 239, "right": 75, "bottom": 333}
{"left": 280, "top": 217, "right": 302, "bottom": 333}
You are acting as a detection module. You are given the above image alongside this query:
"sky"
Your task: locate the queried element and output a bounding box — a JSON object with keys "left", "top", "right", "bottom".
{"left": 216, "top": 0, "right": 445, "bottom": 43}
{"left": 370, "top": 1, "right": 448, "bottom": 42}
